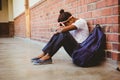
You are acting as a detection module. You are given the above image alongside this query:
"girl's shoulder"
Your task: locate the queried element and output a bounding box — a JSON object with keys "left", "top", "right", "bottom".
{"left": 74, "top": 18, "right": 87, "bottom": 24}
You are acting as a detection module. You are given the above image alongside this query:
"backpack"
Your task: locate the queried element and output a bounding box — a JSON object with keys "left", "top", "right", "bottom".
{"left": 72, "top": 24, "right": 106, "bottom": 67}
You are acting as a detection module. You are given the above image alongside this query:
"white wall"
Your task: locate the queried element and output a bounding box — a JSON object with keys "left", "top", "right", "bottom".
{"left": 29, "top": 0, "right": 41, "bottom": 7}
{"left": 0, "top": 0, "right": 8, "bottom": 22}
{"left": 0, "top": 0, "right": 43, "bottom": 21}
{"left": 13, "top": 0, "right": 25, "bottom": 18}
{"left": 13, "top": 0, "right": 42, "bottom": 18}
{"left": 8, "top": 0, "right": 13, "bottom": 21}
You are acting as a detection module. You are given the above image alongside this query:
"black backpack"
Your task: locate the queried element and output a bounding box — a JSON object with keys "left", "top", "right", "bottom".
{"left": 72, "top": 24, "right": 106, "bottom": 67}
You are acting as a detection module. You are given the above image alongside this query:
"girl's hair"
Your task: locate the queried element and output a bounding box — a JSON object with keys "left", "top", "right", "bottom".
{"left": 57, "top": 9, "right": 72, "bottom": 22}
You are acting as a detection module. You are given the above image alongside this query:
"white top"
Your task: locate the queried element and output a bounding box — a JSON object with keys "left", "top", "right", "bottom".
{"left": 70, "top": 18, "right": 89, "bottom": 43}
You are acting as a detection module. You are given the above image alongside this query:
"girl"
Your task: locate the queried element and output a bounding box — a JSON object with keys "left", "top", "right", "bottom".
{"left": 31, "top": 9, "right": 89, "bottom": 65}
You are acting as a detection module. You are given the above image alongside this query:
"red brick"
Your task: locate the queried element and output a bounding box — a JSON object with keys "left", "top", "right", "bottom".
{"left": 84, "top": 12, "right": 92, "bottom": 18}
{"left": 81, "top": 0, "right": 86, "bottom": 5}
{"left": 79, "top": 13, "right": 85, "bottom": 18}
{"left": 110, "top": 25, "right": 120, "bottom": 33}
{"left": 105, "top": 25, "right": 120, "bottom": 33}
{"left": 96, "top": 0, "right": 106, "bottom": 9}
{"left": 106, "top": 34, "right": 120, "bottom": 42}
{"left": 76, "top": 6, "right": 82, "bottom": 13}
{"left": 14, "top": 13, "right": 26, "bottom": 37}
{"left": 77, "top": 1, "right": 82, "bottom": 6}
{"left": 65, "top": 0, "right": 75, "bottom": 4}
{"left": 91, "top": 0, "right": 97, "bottom": 2}
{"left": 87, "top": 19, "right": 94, "bottom": 25}
{"left": 87, "top": 3, "right": 96, "bottom": 11}
{"left": 112, "top": 43, "right": 120, "bottom": 51}
{"left": 101, "top": 17, "right": 106, "bottom": 24}
{"left": 106, "top": 16, "right": 119, "bottom": 24}
{"left": 81, "top": 5, "right": 87, "bottom": 12}
{"left": 106, "top": 51, "right": 112, "bottom": 58}
{"left": 105, "top": 26, "right": 111, "bottom": 32}
{"left": 106, "top": 51, "right": 120, "bottom": 61}
{"left": 97, "top": 18, "right": 106, "bottom": 24}
{"left": 92, "top": 10, "right": 102, "bottom": 18}
{"left": 101, "top": 8, "right": 112, "bottom": 16}
{"left": 112, "top": 6, "right": 120, "bottom": 15}
{"left": 105, "top": 0, "right": 118, "bottom": 6}
{"left": 112, "top": 52, "right": 120, "bottom": 60}
{"left": 92, "top": 17, "right": 106, "bottom": 24}
{"left": 85, "top": 0, "right": 97, "bottom": 4}
{"left": 106, "top": 42, "right": 112, "bottom": 50}
{"left": 92, "top": 19, "right": 96, "bottom": 24}
{"left": 95, "top": 18, "right": 101, "bottom": 24}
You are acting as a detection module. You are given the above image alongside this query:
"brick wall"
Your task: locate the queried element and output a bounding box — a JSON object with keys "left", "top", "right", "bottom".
{"left": 9, "top": 21, "right": 14, "bottom": 37}
{"left": 14, "top": 13, "right": 26, "bottom": 38}
{"left": 14, "top": 0, "right": 120, "bottom": 61}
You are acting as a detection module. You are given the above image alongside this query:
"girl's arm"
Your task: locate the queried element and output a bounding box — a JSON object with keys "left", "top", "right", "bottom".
{"left": 61, "top": 25, "right": 77, "bottom": 32}
{"left": 56, "top": 25, "right": 77, "bottom": 33}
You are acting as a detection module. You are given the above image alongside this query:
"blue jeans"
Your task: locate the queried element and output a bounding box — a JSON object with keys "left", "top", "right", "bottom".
{"left": 42, "top": 32, "right": 78, "bottom": 57}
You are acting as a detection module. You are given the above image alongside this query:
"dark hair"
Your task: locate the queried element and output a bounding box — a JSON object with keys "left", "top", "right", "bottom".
{"left": 57, "top": 9, "right": 72, "bottom": 22}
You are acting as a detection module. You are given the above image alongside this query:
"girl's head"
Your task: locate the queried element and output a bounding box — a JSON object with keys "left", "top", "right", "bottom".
{"left": 58, "top": 9, "right": 73, "bottom": 26}
{"left": 58, "top": 9, "right": 72, "bottom": 22}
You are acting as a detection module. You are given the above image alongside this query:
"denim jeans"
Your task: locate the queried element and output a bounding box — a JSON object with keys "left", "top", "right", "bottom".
{"left": 42, "top": 32, "right": 78, "bottom": 57}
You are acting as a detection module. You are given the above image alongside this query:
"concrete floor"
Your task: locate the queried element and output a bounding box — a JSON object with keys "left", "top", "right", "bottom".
{"left": 0, "top": 38, "right": 120, "bottom": 80}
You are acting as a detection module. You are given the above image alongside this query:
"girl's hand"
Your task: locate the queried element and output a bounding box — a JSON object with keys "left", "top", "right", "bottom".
{"left": 52, "top": 22, "right": 65, "bottom": 34}
{"left": 54, "top": 26, "right": 64, "bottom": 34}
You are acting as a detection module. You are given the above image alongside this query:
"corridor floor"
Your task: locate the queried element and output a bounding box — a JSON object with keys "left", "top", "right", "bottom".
{"left": 0, "top": 38, "right": 120, "bottom": 80}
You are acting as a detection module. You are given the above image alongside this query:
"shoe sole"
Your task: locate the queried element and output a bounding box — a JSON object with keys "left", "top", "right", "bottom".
{"left": 31, "top": 58, "right": 40, "bottom": 63}
{"left": 33, "top": 62, "right": 52, "bottom": 65}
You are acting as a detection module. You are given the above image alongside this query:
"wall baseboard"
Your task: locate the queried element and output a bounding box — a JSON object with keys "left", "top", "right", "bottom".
{"left": 0, "top": 22, "right": 14, "bottom": 37}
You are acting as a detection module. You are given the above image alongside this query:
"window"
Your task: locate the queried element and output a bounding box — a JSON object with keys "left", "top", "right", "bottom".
{"left": 0, "top": 0, "right": 2, "bottom": 10}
